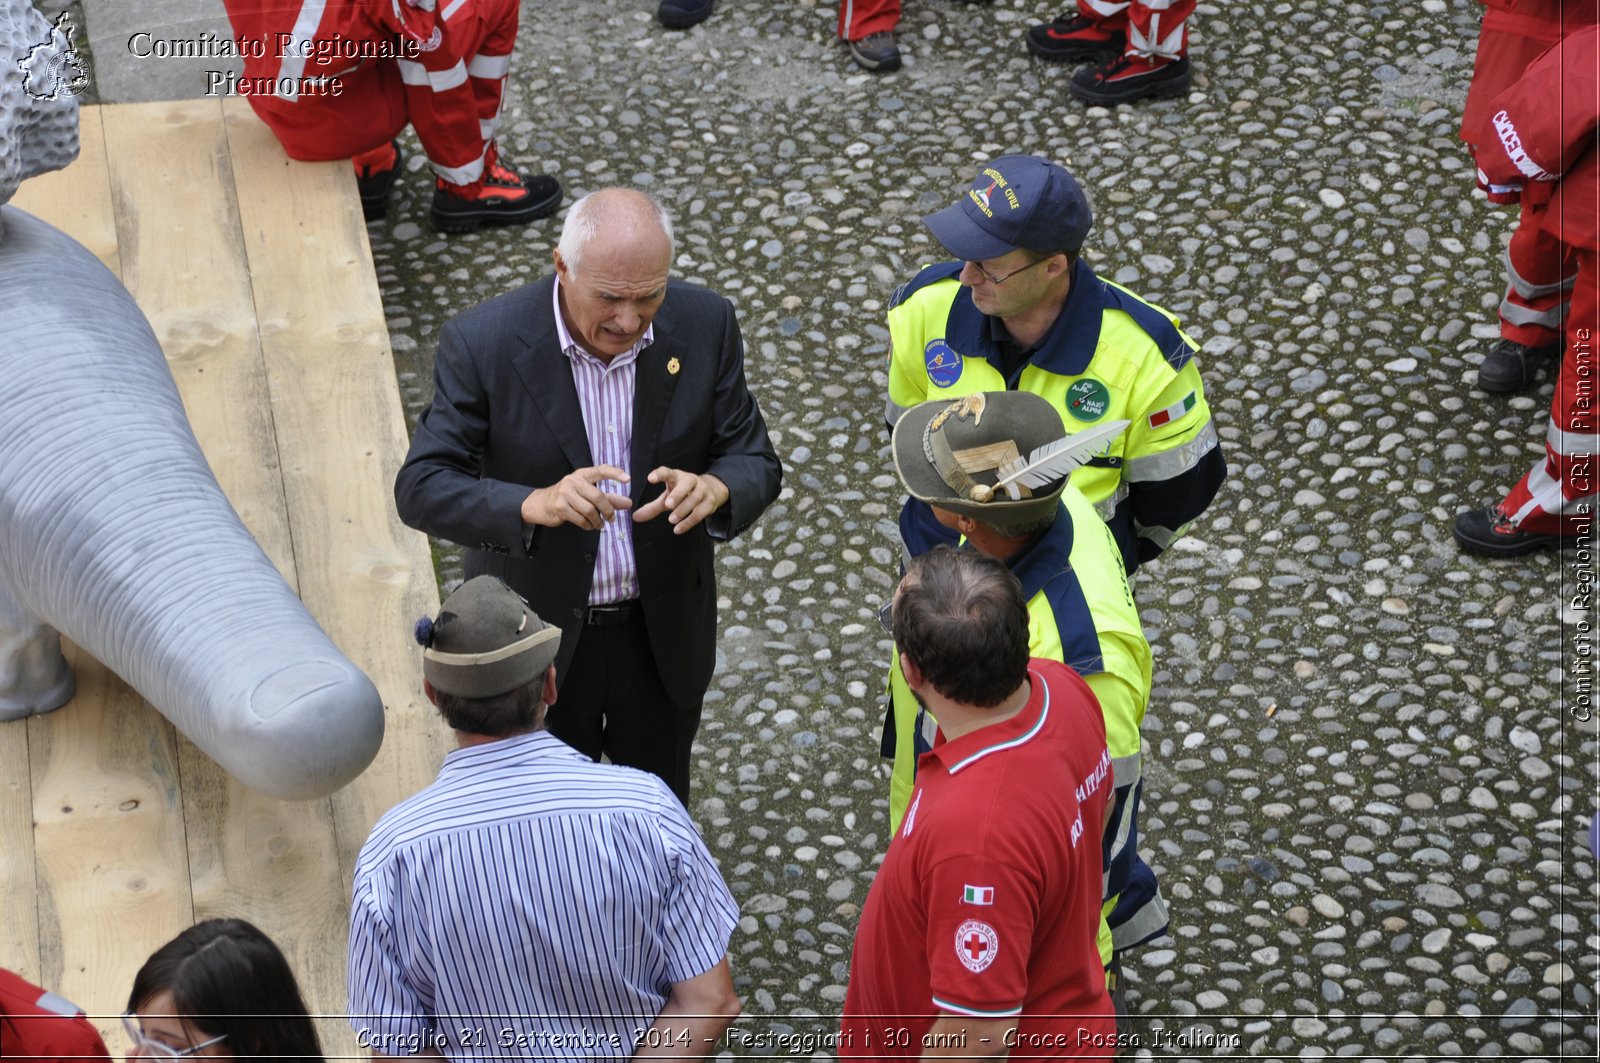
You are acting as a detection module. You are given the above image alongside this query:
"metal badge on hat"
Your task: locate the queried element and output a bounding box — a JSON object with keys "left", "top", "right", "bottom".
{"left": 922, "top": 395, "right": 1008, "bottom": 502}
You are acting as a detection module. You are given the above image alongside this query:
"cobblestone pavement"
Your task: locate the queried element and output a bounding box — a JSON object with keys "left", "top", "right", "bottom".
{"left": 367, "top": 1, "right": 1599, "bottom": 1057}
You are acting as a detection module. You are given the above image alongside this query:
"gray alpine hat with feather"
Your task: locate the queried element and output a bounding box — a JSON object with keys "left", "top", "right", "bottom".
{"left": 416, "top": 576, "right": 563, "bottom": 699}
{"left": 892, "top": 391, "right": 1128, "bottom": 523}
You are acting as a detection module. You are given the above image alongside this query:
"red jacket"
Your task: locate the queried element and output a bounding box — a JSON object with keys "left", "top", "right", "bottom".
{"left": 1482, "top": 0, "right": 1598, "bottom": 44}
{"left": 1461, "top": 0, "right": 1600, "bottom": 197}
{"left": 1476, "top": 26, "right": 1600, "bottom": 250}
{"left": 0, "top": 968, "right": 110, "bottom": 1063}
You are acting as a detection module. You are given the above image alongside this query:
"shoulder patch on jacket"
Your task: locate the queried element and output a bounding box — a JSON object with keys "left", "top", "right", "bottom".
{"left": 1098, "top": 282, "right": 1198, "bottom": 371}
{"left": 889, "top": 261, "right": 965, "bottom": 310}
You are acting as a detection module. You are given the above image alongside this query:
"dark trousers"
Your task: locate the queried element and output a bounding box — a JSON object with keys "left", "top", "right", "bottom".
{"left": 545, "top": 609, "right": 700, "bottom": 804}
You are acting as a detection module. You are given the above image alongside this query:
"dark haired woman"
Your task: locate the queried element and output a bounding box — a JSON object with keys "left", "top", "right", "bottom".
{"left": 123, "top": 918, "right": 323, "bottom": 1062}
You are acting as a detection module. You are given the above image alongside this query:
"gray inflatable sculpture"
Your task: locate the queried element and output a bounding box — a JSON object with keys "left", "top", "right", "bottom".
{"left": 0, "top": 0, "right": 383, "bottom": 799}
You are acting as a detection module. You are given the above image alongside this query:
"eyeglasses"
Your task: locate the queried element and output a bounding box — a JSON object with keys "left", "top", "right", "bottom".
{"left": 966, "top": 254, "right": 1056, "bottom": 286}
{"left": 122, "top": 1014, "right": 227, "bottom": 1059}
{"left": 876, "top": 600, "right": 894, "bottom": 634}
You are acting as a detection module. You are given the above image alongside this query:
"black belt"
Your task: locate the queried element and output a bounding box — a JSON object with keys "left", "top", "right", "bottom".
{"left": 584, "top": 600, "right": 640, "bottom": 626}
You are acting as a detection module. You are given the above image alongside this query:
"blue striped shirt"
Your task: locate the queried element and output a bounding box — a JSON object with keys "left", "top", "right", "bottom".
{"left": 348, "top": 732, "right": 738, "bottom": 1061}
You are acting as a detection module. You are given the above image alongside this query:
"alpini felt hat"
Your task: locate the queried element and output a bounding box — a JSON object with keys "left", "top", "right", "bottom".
{"left": 415, "top": 576, "right": 562, "bottom": 699}
{"left": 922, "top": 154, "right": 1093, "bottom": 262}
{"left": 892, "top": 391, "right": 1128, "bottom": 524}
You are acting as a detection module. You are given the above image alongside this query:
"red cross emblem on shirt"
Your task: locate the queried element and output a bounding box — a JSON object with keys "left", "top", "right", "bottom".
{"left": 954, "top": 919, "right": 999, "bottom": 973}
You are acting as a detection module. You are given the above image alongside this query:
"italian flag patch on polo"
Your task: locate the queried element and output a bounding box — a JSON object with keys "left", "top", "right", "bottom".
{"left": 962, "top": 884, "right": 994, "bottom": 905}
{"left": 1147, "top": 391, "right": 1197, "bottom": 428}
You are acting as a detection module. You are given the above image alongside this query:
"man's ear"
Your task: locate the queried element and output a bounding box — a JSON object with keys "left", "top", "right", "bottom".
{"left": 954, "top": 513, "right": 981, "bottom": 538}
{"left": 541, "top": 664, "right": 559, "bottom": 708}
{"left": 553, "top": 248, "right": 569, "bottom": 281}
{"left": 900, "top": 652, "right": 926, "bottom": 693}
{"left": 422, "top": 679, "right": 439, "bottom": 706}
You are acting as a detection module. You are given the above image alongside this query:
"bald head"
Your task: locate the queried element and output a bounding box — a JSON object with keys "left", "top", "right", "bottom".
{"left": 556, "top": 188, "right": 674, "bottom": 276}
{"left": 552, "top": 188, "right": 676, "bottom": 360}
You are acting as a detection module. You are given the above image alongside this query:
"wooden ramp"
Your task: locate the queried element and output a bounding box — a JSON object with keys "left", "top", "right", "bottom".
{"left": 4, "top": 98, "right": 451, "bottom": 1057}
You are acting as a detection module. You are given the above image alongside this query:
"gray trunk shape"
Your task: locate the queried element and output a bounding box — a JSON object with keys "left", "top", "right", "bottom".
{"left": 0, "top": 206, "right": 384, "bottom": 799}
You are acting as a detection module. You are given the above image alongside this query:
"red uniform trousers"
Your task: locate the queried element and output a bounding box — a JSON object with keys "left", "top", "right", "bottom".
{"left": 224, "top": 0, "right": 517, "bottom": 187}
{"left": 394, "top": 0, "right": 518, "bottom": 186}
{"left": 837, "top": 0, "right": 899, "bottom": 41}
{"left": 1502, "top": 247, "right": 1600, "bottom": 533}
{"left": 839, "top": 1, "right": 1194, "bottom": 55}
{"left": 1077, "top": 0, "right": 1195, "bottom": 59}
{"left": 1500, "top": 194, "right": 1579, "bottom": 348}
{"left": 1460, "top": 1, "right": 1596, "bottom": 346}
{"left": 1472, "top": 22, "right": 1600, "bottom": 533}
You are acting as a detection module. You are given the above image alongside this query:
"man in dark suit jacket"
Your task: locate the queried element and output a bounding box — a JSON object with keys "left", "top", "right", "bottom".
{"left": 396, "top": 188, "right": 781, "bottom": 801}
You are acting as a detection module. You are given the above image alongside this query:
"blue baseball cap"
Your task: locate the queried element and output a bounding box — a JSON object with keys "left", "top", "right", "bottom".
{"left": 923, "top": 155, "right": 1093, "bottom": 262}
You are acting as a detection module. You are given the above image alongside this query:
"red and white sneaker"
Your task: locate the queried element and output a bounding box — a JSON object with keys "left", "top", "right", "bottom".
{"left": 1069, "top": 53, "right": 1192, "bottom": 105}
{"left": 430, "top": 142, "right": 563, "bottom": 234}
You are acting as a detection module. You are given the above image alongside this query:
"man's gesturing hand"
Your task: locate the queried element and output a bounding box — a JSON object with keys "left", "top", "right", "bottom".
{"left": 521, "top": 466, "right": 633, "bottom": 530}
{"left": 632, "top": 467, "right": 729, "bottom": 535}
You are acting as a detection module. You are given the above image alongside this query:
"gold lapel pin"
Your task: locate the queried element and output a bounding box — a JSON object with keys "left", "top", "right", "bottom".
{"left": 667, "top": 357, "right": 681, "bottom": 376}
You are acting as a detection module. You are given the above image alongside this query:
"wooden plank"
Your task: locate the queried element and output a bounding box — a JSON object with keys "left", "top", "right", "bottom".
{"left": 9, "top": 106, "right": 120, "bottom": 274}
{"left": 94, "top": 99, "right": 351, "bottom": 1048}
{"left": 27, "top": 642, "right": 191, "bottom": 1049}
{"left": 0, "top": 706, "right": 40, "bottom": 985}
{"left": 222, "top": 105, "right": 451, "bottom": 1056}
{"left": 223, "top": 101, "right": 450, "bottom": 838}
{"left": 102, "top": 100, "right": 295, "bottom": 560}
{"left": 174, "top": 744, "right": 350, "bottom": 1058}
{"left": 0, "top": 104, "right": 119, "bottom": 993}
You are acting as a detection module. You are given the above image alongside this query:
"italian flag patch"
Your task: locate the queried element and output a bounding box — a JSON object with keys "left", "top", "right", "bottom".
{"left": 1147, "top": 391, "right": 1197, "bottom": 428}
{"left": 962, "top": 884, "right": 994, "bottom": 905}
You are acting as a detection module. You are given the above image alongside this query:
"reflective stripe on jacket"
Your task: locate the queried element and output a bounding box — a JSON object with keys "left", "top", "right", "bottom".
{"left": 885, "top": 258, "right": 1225, "bottom": 572}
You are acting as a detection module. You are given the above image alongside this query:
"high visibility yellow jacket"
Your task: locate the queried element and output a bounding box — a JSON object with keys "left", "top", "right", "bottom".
{"left": 884, "top": 488, "right": 1152, "bottom": 965}
{"left": 886, "top": 258, "right": 1226, "bottom": 572}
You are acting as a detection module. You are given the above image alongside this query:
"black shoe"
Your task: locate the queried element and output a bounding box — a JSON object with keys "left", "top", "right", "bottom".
{"left": 848, "top": 31, "right": 902, "bottom": 72}
{"left": 1452, "top": 506, "right": 1561, "bottom": 558}
{"left": 1478, "top": 338, "right": 1560, "bottom": 393}
{"left": 1070, "top": 54, "right": 1191, "bottom": 104}
{"left": 657, "top": 0, "right": 714, "bottom": 29}
{"left": 1026, "top": 12, "right": 1127, "bottom": 62}
{"left": 430, "top": 147, "right": 562, "bottom": 234}
{"left": 355, "top": 140, "right": 403, "bottom": 222}
{"left": 431, "top": 174, "right": 562, "bottom": 233}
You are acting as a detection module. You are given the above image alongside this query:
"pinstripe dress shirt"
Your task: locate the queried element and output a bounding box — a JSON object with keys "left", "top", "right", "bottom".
{"left": 554, "top": 280, "right": 651, "bottom": 606}
{"left": 348, "top": 731, "right": 739, "bottom": 1061}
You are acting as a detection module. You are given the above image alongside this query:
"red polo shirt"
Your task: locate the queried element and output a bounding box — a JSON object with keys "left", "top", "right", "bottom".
{"left": 840, "top": 660, "right": 1116, "bottom": 1059}
{"left": 0, "top": 968, "right": 110, "bottom": 1063}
